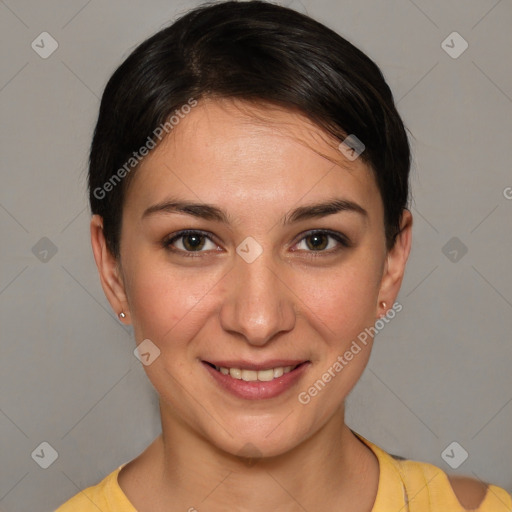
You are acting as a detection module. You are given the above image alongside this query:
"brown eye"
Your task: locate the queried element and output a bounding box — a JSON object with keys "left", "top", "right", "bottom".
{"left": 305, "top": 233, "right": 328, "bottom": 251}
{"left": 163, "top": 230, "right": 218, "bottom": 253}
{"left": 181, "top": 233, "right": 206, "bottom": 251}
{"left": 293, "top": 230, "right": 351, "bottom": 253}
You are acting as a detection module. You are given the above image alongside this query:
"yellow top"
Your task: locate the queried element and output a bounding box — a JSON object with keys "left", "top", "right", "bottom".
{"left": 55, "top": 432, "right": 512, "bottom": 511}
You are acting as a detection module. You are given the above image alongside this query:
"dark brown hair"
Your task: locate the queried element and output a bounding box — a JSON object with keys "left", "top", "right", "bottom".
{"left": 89, "top": 0, "right": 410, "bottom": 259}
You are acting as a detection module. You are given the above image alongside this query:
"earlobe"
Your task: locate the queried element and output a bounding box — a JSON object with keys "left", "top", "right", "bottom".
{"left": 377, "top": 209, "right": 413, "bottom": 316}
{"left": 378, "top": 301, "right": 388, "bottom": 318}
{"left": 90, "top": 215, "right": 131, "bottom": 322}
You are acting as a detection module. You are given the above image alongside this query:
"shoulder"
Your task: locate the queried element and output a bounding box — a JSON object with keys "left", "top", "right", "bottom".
{"left": 54, "top": 466, "right": 134, "bottom": 512}
{"left": 446, "top": 475, "right": 489, "bottom": 510}
{"left": 55, "top": 490, "right": 99, "bottom": 512}
{"left": 446, "top": 473, "right": 512, "bottom": 511}
{"left": 395, "top": 456, "right": 512, "bottom": 511}
{"left": 353, "top": 432, "right": 512, "bottom": 511}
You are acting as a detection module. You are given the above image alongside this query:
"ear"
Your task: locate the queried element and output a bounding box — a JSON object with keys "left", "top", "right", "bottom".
{"left": 377, "top": 209, "right": 413, "bottom": 318}
{"left": 90, "top": 214, "right": 131, "bottom": 323}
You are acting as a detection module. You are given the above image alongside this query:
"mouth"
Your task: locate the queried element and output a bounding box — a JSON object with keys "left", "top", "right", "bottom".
{"left": 204, "top": 361, "right": 306, "bottom": 382}
{"left": 202, "top": 360, "right": 310, "bottom": 400}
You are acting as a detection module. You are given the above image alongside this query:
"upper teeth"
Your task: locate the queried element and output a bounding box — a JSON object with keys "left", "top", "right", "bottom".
{"left": 216, "top": 365, "right": 296, "bottom": 382}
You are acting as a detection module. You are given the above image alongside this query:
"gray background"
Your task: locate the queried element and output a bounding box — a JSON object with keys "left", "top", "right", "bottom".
{"left": 1, "top": 0, "right": 511, "bottom": 510}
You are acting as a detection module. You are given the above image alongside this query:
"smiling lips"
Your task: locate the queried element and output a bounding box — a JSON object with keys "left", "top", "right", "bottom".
{"left": 205, "top": 359, "right": 307, "bottom": 381}
{"left": 204, "top": 360, "right": 307, "bottom": 382}
{"left": 203, "top": 360, "right": 310, "bottom": 399}
{"left": 214, "top": 364, "right": 300, "bottom": 382}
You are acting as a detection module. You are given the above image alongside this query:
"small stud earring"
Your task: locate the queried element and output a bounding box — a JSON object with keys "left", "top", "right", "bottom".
{"left": 119, "top": 312, "right": 126, "bottom": 319}
{"left": 380, "top": 301, "right": 387, "bottom": 310}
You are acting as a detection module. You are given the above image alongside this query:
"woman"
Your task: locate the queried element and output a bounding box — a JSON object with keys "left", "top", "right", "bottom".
{"left": 56, "top": 1, "right": 512, "bottom": 510}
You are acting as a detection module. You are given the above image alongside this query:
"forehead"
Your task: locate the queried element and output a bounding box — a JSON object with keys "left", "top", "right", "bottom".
{"left": 124, "top": 98, "right": 381, "bottom": 219}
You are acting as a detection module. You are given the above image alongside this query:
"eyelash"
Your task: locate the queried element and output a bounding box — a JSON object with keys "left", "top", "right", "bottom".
{"left": 162, "top": 229, "right": 352, "bottom": 257}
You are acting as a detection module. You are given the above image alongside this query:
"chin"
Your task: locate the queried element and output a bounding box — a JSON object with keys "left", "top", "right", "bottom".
{"left": 202, "top": 410, "right": 315, "bottom": 460}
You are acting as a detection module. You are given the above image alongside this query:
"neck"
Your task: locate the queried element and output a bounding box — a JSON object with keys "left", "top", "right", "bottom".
{"left": 135, "top": 402, "right": 379, "bottom": 511}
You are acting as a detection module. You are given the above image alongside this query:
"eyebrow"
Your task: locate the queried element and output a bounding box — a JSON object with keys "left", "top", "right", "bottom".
{"left": 141, "top": 197, "right": 367, "bottom": 224}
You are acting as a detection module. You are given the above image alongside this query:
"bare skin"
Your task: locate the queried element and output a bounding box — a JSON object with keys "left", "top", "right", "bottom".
{"left": 91, "top": 97, "right": 413, "bottom": 511}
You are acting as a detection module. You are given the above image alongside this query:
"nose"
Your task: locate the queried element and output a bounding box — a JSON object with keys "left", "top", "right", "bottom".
{"left": 219, "top": 251, "right": 296, "bottom": 346}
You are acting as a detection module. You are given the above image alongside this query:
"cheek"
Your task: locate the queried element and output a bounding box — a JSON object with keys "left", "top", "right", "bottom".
{"left": 124, "top": 258, "right": 226, "bottom": 345}
{"left": 293, "top": 254, "right": 383, "bottom": 342}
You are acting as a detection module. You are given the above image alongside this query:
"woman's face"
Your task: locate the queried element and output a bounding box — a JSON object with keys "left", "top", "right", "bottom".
{"left": 93, "top": 98, "right": 411, "bottom": 458}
